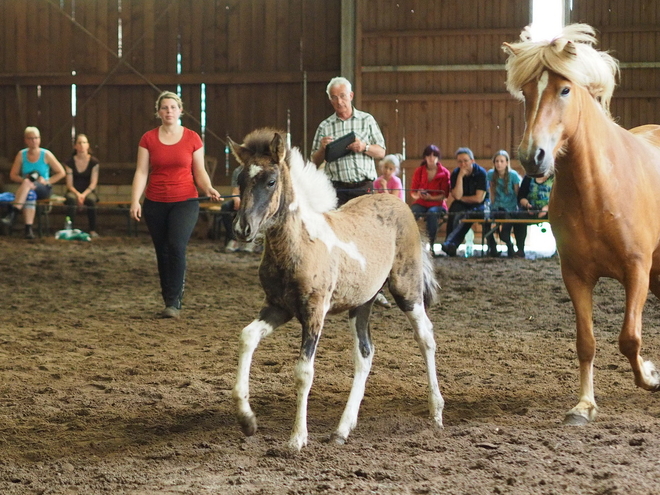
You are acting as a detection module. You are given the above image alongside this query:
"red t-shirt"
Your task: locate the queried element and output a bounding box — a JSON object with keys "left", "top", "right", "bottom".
{"left": 139, "top": 127, "right": 203, "bottom": 202}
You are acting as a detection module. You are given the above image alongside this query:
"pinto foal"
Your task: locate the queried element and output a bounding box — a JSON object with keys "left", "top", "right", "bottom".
{"left": 229, "top": 129, "right": 443, "bottom": 451}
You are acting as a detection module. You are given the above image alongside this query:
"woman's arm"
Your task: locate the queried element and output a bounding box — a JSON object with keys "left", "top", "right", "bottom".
{"left": 191, "top": 147, "right": 221, "bottom": 201}
{"left": 45, "top": 151, "right": 66, "bottom": 185}
{"left": 9, "top": 152, "right": 23, "bottom": 183}
{"left": 130, "top": 146, "right": 150, "bottom": 221}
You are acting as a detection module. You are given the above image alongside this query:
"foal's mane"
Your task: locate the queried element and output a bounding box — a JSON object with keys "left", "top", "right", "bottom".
{"left": 240, "top": 128, "right": 337, "bottom": 214}
{"left": 503, "top": 24, "right": 619, "bottom": 116}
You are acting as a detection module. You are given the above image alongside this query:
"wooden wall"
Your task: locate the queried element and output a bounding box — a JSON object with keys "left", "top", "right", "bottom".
{"left": 0, "top": 0, "right": 340, "bottom": 186}
{"left": 569, "top": 0, "right": 660, "bottom": 131}
{"left": 0, "top": 0, "right": 658, "bottom": 192}
{"left": 357, "top": 0, "right": 531, "bottom": 169}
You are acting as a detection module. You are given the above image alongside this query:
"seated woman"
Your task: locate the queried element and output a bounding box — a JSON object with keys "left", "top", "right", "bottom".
{"left": 410, "top": 144, "right": 451, "bottom": 256}
{"left": 1, "top": 126, "right": 66, "bottom": 239}
{"left": 64, "top": 134, "right": 100, "bottom": 237}
{"left": 485, "top": 150, "right": 521, "bottom": 257}
{"left": 514, "top": 173, "right": 554, "bottom": 258}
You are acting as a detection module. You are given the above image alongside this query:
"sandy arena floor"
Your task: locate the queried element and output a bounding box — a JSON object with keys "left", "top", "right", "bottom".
{"left": 1, "top": 236, "right": 660, "bottom": 494}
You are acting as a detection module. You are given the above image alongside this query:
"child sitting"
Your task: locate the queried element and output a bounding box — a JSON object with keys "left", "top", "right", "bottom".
{"left": 373, "top": 154, "right": 404, "bottom": 201}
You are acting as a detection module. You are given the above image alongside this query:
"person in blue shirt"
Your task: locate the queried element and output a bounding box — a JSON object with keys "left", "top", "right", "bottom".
{"left": 441, "top": 147, "right": 488, "bottom": 257}
{"left": 2, "top": 127, "right": 66, "bottom": 239}
{"left": 485, "top": 150, "right": 521, "bottom": 257}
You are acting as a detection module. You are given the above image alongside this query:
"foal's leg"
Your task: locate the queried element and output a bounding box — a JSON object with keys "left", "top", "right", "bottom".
{"left": 562, "top": 267, "right": 598, "bottom": 425}
{"left": 620, "top": 268, "right": 660, "bottom": 391}
{"left": 332, "top": 302, "right": 375, "bottom": 444}
{"left": 233, "top": 305, "right": 292, "bottom": 437}
{"left": 289, "top": 304, "right": 328, "bottom": 451}
{"left": 405, "top": 303, "right": 444, "bottom": 427}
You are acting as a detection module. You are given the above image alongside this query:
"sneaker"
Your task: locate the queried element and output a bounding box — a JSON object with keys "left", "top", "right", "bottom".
{"left": 225, "top": 240, "right": 240, "bottom": 252}
{"left": 441, "top": 242, "right": 457, "bottom": 257}
{"left": 242, "top": 241, "right": 255, "bottom": 253}
{"left": 161, "top": 306, "right": 180, "bottom": 319}
{"left": 24, "top": 227, "right": 35, "bottom": 240}
{"left": 374, "top": 292, "right": 392, "bottom": 309}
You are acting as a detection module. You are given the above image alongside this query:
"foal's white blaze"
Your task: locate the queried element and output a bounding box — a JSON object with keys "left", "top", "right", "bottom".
{"left": 526, "top": 70, "right": 550, "bottom": 151}
{"left": 334, "top": 314, "right": 374, "bottom": 442}
{"left": 248, "top": 163, "right": 261, "bottom": 178}
{"left": 406, "top": 303, "right": 444, "bottom": 426}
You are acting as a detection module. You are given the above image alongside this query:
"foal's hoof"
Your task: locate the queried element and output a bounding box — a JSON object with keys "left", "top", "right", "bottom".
{"left": 237, "top": 413, "right": 257, "bottom": 436}
{"left": 563, "top": 413, "right": 590, "bottom": 426}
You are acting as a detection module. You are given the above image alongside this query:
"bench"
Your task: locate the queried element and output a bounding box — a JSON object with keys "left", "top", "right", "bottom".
{"left": 33, "top": 199, "right": 137, "bottom": 237}
{"left": 460, "top": 217, "right": 551, "bottom": 256}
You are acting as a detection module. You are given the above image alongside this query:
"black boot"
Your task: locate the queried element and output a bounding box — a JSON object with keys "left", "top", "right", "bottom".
{"left": 506, "top": 242, "right": 515, "bottom": 258}
{"left": 486, "top": 235, "right": 499, "bottom": 257}
{"left": 24, "top": 224, "right": 35, "bottom": 239}
{"left": 1, "top": 207, "right": 18, "bottom": 226}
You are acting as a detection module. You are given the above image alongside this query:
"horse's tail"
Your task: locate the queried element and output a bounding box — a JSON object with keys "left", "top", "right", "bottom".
{"left": 421, "top": 241, "right": 440, "bottom": 310}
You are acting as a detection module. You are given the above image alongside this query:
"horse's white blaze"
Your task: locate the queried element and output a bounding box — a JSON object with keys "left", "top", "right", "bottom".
{"left": 290, "top": 357, "right": 315, "bottom": 450}
{"left": 406, "top": 303, "right": 444, "bottom": 426}
{"left": 248, "top": 163, "right": 261, "bottom": 178}
{"left": 335, "top": 315, "right": 374, "bottom": 440}
{"left": 526, "top": 70, "right": 550, "bottom": 151}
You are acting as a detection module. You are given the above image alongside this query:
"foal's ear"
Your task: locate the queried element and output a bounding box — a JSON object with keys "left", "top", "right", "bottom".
{"left": 552, "top": 38, "right": 577, "bottom": 57}
{"left": 227, "top": 136, "right": 251, "bottom": 166}
{"left": 502, "top": 42, "right": 519, "bottom": 57}
{"left": 270, "top": 133, "right": 286, "bottom": 164}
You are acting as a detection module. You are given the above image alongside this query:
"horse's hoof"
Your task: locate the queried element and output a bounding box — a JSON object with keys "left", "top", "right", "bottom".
{"left": 238, "top": 414, "right": 257, "bottom": 436}
{"left": 330, "top": 433, "right": 347, "bottom": 445}
{"left": 563, "top": 413, "right": 590, "bottom": 425}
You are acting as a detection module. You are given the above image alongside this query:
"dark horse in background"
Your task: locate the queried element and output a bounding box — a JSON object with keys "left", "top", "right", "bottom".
{"left": 228, "top": 128, "right": 443, "bottom": 451}
{"left": 503, "top": 24, "right": 660, "bottom": 424}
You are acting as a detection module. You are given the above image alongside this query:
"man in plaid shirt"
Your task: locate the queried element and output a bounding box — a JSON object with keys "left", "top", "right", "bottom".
{"left": 311, "top": 77, "right": 386, "bottom": 207}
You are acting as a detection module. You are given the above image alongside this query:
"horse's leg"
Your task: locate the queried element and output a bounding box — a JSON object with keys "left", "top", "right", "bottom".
{"left": 233, "top": 305, "right": 292, "bottom": 437}
{"left": 405, "top": 303, "right": 444, "bottom": 427}
{"left": 620, "top": 268, "right": 660, "bottom": 391}
{"left": 289, "top": 305, "right": 327, "bottom": 451}
{"left": 332, "top": 302, "right": 375, "bottom": 444}
{"left": 562, "top": 268, "right": 598, "bottom": 425}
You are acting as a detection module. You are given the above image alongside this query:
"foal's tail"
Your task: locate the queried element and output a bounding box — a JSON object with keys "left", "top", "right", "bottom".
{"left": 421, "top": 243, "right": 440, "bottom": 310}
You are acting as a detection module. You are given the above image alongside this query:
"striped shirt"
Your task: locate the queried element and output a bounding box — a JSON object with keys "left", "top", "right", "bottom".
{"left": 311, "top": 108, "right": 386, "bottom": 183}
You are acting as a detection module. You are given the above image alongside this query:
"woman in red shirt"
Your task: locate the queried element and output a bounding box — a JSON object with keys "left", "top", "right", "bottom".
{"left": 410, "top": 144, "right": 451, "bottom": 256}
{"left": 130, "top": 91, "right": 221, "bottom": 318}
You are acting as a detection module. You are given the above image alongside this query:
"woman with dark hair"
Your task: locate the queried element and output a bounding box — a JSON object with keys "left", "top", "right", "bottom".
{"left": 64, "top": 134, "right": 100, "bottom": 237}
{"left": 410, "top": 144, "right": 451, "bottom": 256}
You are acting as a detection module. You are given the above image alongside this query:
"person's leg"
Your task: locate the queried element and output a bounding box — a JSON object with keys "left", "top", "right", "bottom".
{"left": 85, "top": 193, "right": 98, "bottom": 233}
{"left": 221, "top": 199, "right": 239, "bottom": 250}
{"left": 442, "top": 203, "right": 472, "bottom": 255}
{"left": 499, "top": 222, "right": 515, "bottom": 257}
{"left": 143, "top": 199, "right": 172, "bottom": 308}
{"left": 163, "top": 200, "right": 200, "bottom": 310}
{"left": 2, "top": 180, "right": 32, "bottom": 226}
{"left": 64, "top": 192, "right": 77, "bottom": 227}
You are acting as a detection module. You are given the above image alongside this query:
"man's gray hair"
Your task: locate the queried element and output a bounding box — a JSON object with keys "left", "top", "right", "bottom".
{"left": 326, "top": 77, "right": 352, "bottom": 98}
{"left": 455, "top": 147, "right": 474, "bottom": 160}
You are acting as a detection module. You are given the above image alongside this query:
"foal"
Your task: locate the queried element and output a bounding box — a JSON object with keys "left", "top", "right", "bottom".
{"left": 229, "top": 129, "right": 443, "bottom": 451}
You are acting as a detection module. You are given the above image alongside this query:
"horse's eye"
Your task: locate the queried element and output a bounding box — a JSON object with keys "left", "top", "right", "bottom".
{"left": 561, "top": 87, "right": 571, "bottom": 96}
{"left": 267, "top": 179, "right": 276, "bottom": 188}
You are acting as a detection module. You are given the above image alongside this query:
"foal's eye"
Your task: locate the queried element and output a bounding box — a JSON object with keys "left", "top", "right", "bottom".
{"left": 267, "top": 179, "right": 276, "bottom": 188}
{"left": 561, "top": 87, "right": 571, "bottom": 96}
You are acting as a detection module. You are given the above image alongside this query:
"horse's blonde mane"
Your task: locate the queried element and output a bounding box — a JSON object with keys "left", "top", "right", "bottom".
{"left": 503, "top": 24, "right": 619, "bottom": 115}
{"left": 288, "top": 147, "right": 338, "bottom": 214}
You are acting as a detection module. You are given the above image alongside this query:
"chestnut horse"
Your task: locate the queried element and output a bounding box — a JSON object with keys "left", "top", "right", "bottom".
{"left": 228, "top": 128, "right": 443, "bottom": 451}
{"left": 503, "top": 24, "right": 660, "bottom": 424}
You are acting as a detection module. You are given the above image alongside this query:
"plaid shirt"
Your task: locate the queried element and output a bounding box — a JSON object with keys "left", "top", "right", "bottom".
{"left": 311, "top": 108, "right": 386, "bottom": 183}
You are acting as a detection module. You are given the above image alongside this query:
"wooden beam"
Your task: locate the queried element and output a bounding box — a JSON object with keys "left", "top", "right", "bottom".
{"left": 0, "top": 71, "right": 337, "bottom": 86}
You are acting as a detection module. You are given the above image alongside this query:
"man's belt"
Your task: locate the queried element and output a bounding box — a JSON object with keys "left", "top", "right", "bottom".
{"left": 331, "top": 179, "right": 371, "bottom": 190}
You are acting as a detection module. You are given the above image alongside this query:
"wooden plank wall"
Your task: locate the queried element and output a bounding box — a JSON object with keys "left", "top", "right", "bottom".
{"left": 0, "top": 0, "right": 341, "bottom": 187}
{"left": 357, "top": 0, "right": 531, "bottom": 175}
{"left": 569, "top": 0, "right": 660, "bottom": 131}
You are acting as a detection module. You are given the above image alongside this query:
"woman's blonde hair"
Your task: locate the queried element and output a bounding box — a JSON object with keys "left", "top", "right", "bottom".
{"left": 24, "top": 126, "right": 40, "bottom": 137}
{"left": 154, "top": 91, "right": 184, "bottom": 118}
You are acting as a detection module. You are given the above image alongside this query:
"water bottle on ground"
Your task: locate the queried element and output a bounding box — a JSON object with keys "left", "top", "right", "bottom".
{"left": 64, "top": 216, "right": 72, "bottom": 231}
{"left": 465, "top": 228, "right": 474, "bottom": 257}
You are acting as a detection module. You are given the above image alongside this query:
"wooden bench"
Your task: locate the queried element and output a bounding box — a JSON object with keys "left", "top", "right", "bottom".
{"left": 460, "top": 217, "right": 551, "bottom": 256}
{"left": 33, "top": 199, "right": 137, "bottom": 237}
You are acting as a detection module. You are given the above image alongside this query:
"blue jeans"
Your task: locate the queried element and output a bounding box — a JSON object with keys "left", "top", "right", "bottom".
{"left": 410, "top": 204, "right": 446, "bottom": 244}
{"left": 444, "top": 201, "right": 485, "bottom": 246}
{"left": 143, "top": 199, "right": 199, "bottom": 308}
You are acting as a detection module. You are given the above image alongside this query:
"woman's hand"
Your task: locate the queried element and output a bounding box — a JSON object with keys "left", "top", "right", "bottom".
{"left": 130, "top": 202, "right": 141, "bottom": 222}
